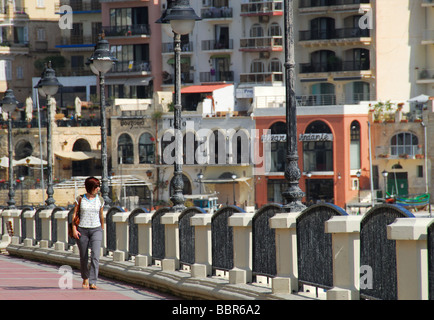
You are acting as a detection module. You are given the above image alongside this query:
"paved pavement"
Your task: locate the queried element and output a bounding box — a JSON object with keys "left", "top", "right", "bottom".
{"left": 0, "top": 253, "right": 179, "bottom": 300}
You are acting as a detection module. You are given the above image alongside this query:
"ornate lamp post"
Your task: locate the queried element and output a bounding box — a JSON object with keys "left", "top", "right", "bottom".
{"left": 87, "top": 34, "right": 117, "bottom": 208}
{"left": 197, "top": 172, "right": 204, "bottom": 194}
{"left": 1, "top": 89, "right": 19, "bottom": 209}
{"left": 282, "top": 0, "right": 305, "bottom": 212}
{"left": 356, "top": 170, "right": 361, "bottom": 202}
{"left": 34, "top": 62, "right": 62, "bottom": 209}
{"left": 157, "top": 0, "right": 200, "bottom": 212}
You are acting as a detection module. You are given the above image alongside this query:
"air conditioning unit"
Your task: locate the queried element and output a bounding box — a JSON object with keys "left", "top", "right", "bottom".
{"left": 259, "top": 15, "right": 269, "bottom": 23}
{"left": 259, "top": 51, "right": 270, "bottom": 59}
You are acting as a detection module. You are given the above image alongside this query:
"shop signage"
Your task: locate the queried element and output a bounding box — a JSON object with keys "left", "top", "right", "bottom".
{"left": 299, "top": 133, "right": 333, "bottom": 142}
{"left": 261, "top": 134, "right": 286, "bottom": 142}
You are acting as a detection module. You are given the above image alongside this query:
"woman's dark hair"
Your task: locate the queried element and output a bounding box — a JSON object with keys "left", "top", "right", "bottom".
{"left": 85, "top": 176, "right": 100, "bottom": 193}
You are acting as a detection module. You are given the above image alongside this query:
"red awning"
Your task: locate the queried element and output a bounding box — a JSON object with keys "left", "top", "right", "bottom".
{"left": 180, "top": 84, "right": 232, "bottom": 94}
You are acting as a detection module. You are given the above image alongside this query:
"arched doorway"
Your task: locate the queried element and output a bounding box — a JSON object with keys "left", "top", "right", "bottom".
{"left": 72, "top": 139, "right": 93, "bottom": 177}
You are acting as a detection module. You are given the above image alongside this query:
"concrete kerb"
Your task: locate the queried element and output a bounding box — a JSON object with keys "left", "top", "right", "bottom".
{"left": 6, "top": 244, "right": 311, "bottom": 300}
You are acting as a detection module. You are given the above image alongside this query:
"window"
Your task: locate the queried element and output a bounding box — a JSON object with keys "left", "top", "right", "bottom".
{"left": 139, "top": 133, "right": 155, "bottom": 164}
{"left": 36, "top": 28, "right": 45, "bottom": 41}
{"left": 350, "top": 121, "right": 361, "bottom": 170}
{"left": 268, "top": 122, "right": 286, "bottom": 172}
{"left": 303, "top": 121, "right": 333, "bottom": 172}
{"left": 250, "top": 24, "right": 264, "bottom": 38}
{"left": 269, "top": 58, "right": 282, "bottom": 73}
{"left": 16, "top": 66, "right": 23, "bottom": 79}
{"left": 268, "top": 23, "right": 282, "bottom": 37}
{"left": 390, "top": 132, "right": 419, "bottom": 156}
{"left": 37, "top": 0, "right": 44, "bottom": 8}
{"left": 118, "top": 133, "right": 134, "bottom": 164}
{"left": 251, "top": 60, "right": 265, "bottom": 73}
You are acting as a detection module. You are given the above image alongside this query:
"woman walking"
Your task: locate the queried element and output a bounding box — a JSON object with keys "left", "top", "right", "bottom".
{"left": 71, "top": 176, "right": 104, "bottom": 289}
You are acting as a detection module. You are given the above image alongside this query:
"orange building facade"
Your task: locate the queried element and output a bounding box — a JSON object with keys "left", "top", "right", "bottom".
{"left": 254, "top": 108, "right": 370, "bottom": 209}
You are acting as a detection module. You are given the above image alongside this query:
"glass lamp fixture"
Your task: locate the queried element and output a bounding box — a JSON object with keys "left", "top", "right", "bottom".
{"left": 1, "top": 89, "right": 18, "bottom": 113}
{"left": 88, "top": 36, "right": 117, "bottom": 75}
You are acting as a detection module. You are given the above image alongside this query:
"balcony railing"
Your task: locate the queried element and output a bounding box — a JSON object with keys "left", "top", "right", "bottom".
{"left": 201, "top": 6, "right": 233, "bottom": 19}
{"left": 200, "top": 71, "right": 234, "bottom": 83}
{"left": 239, "top": 36, "right": 283, "bottom": 51}
{"left": 162, "top": 42, "right": 194, "bottom": 53}
{"left": 102, "top": 24, "right": 151, "bottom": 37}
{"left": 416, "top": 68, "right": 434, "bottom": 82}
{"left": 162, "top": 72, "right": 194, "bottom": 85}
{"left": 299, "top": 27, "right": 370, "bottom": 41}
{"left": 201, "top": 39, "right": 233, "bottom": 51}
{"left": 376, "top": 145, "right": 424, "bottom": 159}
{"left": 240, "top": 1, "right": 283, "bottom": 15}
{"left": 300, "top": 60, "right": 370, "bottom": 73}
{"left": 299, "top": 0, "right": 370, "bottom": 8}
{"left": 239, "top": 72, "right": 283, "bottom": 84}
{"left": 109, "top": 60, "right": 151, "bottom": 74}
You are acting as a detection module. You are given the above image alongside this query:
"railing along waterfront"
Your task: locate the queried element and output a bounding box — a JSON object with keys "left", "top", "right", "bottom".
{"left": 2, "top": 202, "right": 434, "bottom": 300}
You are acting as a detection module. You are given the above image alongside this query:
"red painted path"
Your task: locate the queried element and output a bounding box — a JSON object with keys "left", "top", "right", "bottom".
{"left": 0, "top": 253, "right": 179, "bottom": 300}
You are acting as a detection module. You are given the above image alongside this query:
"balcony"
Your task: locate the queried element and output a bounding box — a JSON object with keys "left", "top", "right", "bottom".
{"left": 57, "top": 1, "right": 101, "bottom": 12}
{"left": 300, "top": 60, "right": 370, "bottom": 73}
{"left": 108, "top": 60, "right": 151, "bottom": 75}
{"left": 239, "top": 72, "right": 283, "bottom": 85}
{"left": 299, "top": 27, "right": 371, "bottom": 46}
{"left": 201, "top": 39, "right": 233, "bottom": 51}
{"left": 240, "top": 0, "right": 283, "bottom": 16}
{"left": 299, "top": 0, "right": 371, "bottom": 13}
{"left": 162, "top": 42, "right": 194, "bottom": 54}
{"left": 375, "top": 145, "right": 424, "bottom": 160}
{"left": 102, "top": 24, "right": 151, "bottom": 38}
{"left": 239, "top": 36, "right": 283, "bottom": 52}
{"left": 416, "top": 69, "right": 434, "bottom": 83}
{"left": 422, "top": 0, "right": 434, "bottom": 7}
{"left": 162, "top": 72, "right": 194, "bottom": 85}
{"left": 201, "top": 6, "right": 233, "bottom": 19}
{"left": 200, "top": 71, "right": 234, "bottom": 83}
{"left": 422, "top": 30, "right": 434, "bottom": 45}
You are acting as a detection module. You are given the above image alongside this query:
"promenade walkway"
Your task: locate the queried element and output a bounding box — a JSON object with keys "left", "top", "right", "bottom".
{"left": 0, "top": 253, "right": 179, "bottom": 300}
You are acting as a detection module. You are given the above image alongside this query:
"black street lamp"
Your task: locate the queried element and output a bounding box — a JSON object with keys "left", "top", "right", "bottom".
{"left": 1, "top": 89, "right": 19, "bottom": 209}
{"left": 157, "top": 0, "right": 200, "bottom": 212}
{"left": 87, "top": 34, "right": 117, "bottom": 208}
{"left": 281, "top": 0, "right": 305, "bottom": 212}
{"left": 35, "top": 62, "right": 62, "bottom": 209}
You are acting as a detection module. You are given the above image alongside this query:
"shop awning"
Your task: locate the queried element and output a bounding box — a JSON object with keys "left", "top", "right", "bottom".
{"left": 180, "top": 83, "right": 232, "bottom": 94}
{"left": 167, "top": 57, "right": 190, "bottom": 65}
{"left": 54, "top": 151, "right": 101, "bottom": 161}
{"left": 202, "top": 177, "right": 251, "bottom": 184}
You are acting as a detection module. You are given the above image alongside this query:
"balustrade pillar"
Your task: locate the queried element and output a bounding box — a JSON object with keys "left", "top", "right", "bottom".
{"left": 228, "top": 212, "right": 254, "bottom": 284}
{"left": 269, "top": 212, "right": 301, "bottom": 294}
{"left": 387, "top": 218, "right": 434, "bottom": 300}
{"left": 161, "top": 211, "right": 181, "bottom": 271}
{"left": 191, "top": 214, "right": 212, "bottom": 278}
{"left": 1, "top": 209, "right": 14, "bottom": 245}
{"left": 134, "top": 212, "right": 153, "bottom": 267}
{"left": 54, "top": 210, "right": 69, "bottom": 251}
{"left": 10, "top": 209, "right": 22, "bottom": 244}
{"left": 39, "top": 209, "right": 53, "bottom": 248}
{"left": 112, "top": 211, "right": 130, "bottom": 261}
{"left": 325, "top": 215, "right": 363, "bottom": 300}
{"left": 23, "top": 210, "right": 36, "bottom": 246}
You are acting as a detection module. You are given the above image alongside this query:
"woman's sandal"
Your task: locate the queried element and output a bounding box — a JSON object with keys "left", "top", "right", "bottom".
{"left": 89, "top": 284, "right": 98, "bottom": 290}
{"left": 82, "top": 280, "right": 89, "bottom": 289}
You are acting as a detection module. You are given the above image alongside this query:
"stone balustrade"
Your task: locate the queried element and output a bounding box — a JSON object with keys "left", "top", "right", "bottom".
{"left": 2, "top": 203, "right": 434, "bottom": 300}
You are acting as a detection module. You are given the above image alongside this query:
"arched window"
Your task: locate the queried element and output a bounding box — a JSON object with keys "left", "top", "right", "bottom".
{"left": 118, "top": 133, "right": 134, "bottom": 164}
{"left": 391, "top": 132, "right": 419, "bottom": 157}
{"left": 231, "top": 130, "right": 250, "bottom": 164}
{"left": 310, "top": 17, "right": 335, "bottom": 40}
{"left": 139, "top": 132, "right": 155, "bottom": 164}
{"left": 303, "top": 120, "right": 333, "bottom": 172}
{"left": 250, "top": 23, "right": 264, "bottom": 38}
{"left": 251, "top": 59, "right": 265, "bottom": 73}
{"left": 268, "top": 58, "right": 282, "bottom": 73}
{"left": 268, "top": 22, "right": 282, "bottom": 37}
{"left": 209, "top": 130, "right": 226, "bottom": 165}
{"left": 350, "top": 121, "right": 361, "bottom": 170}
